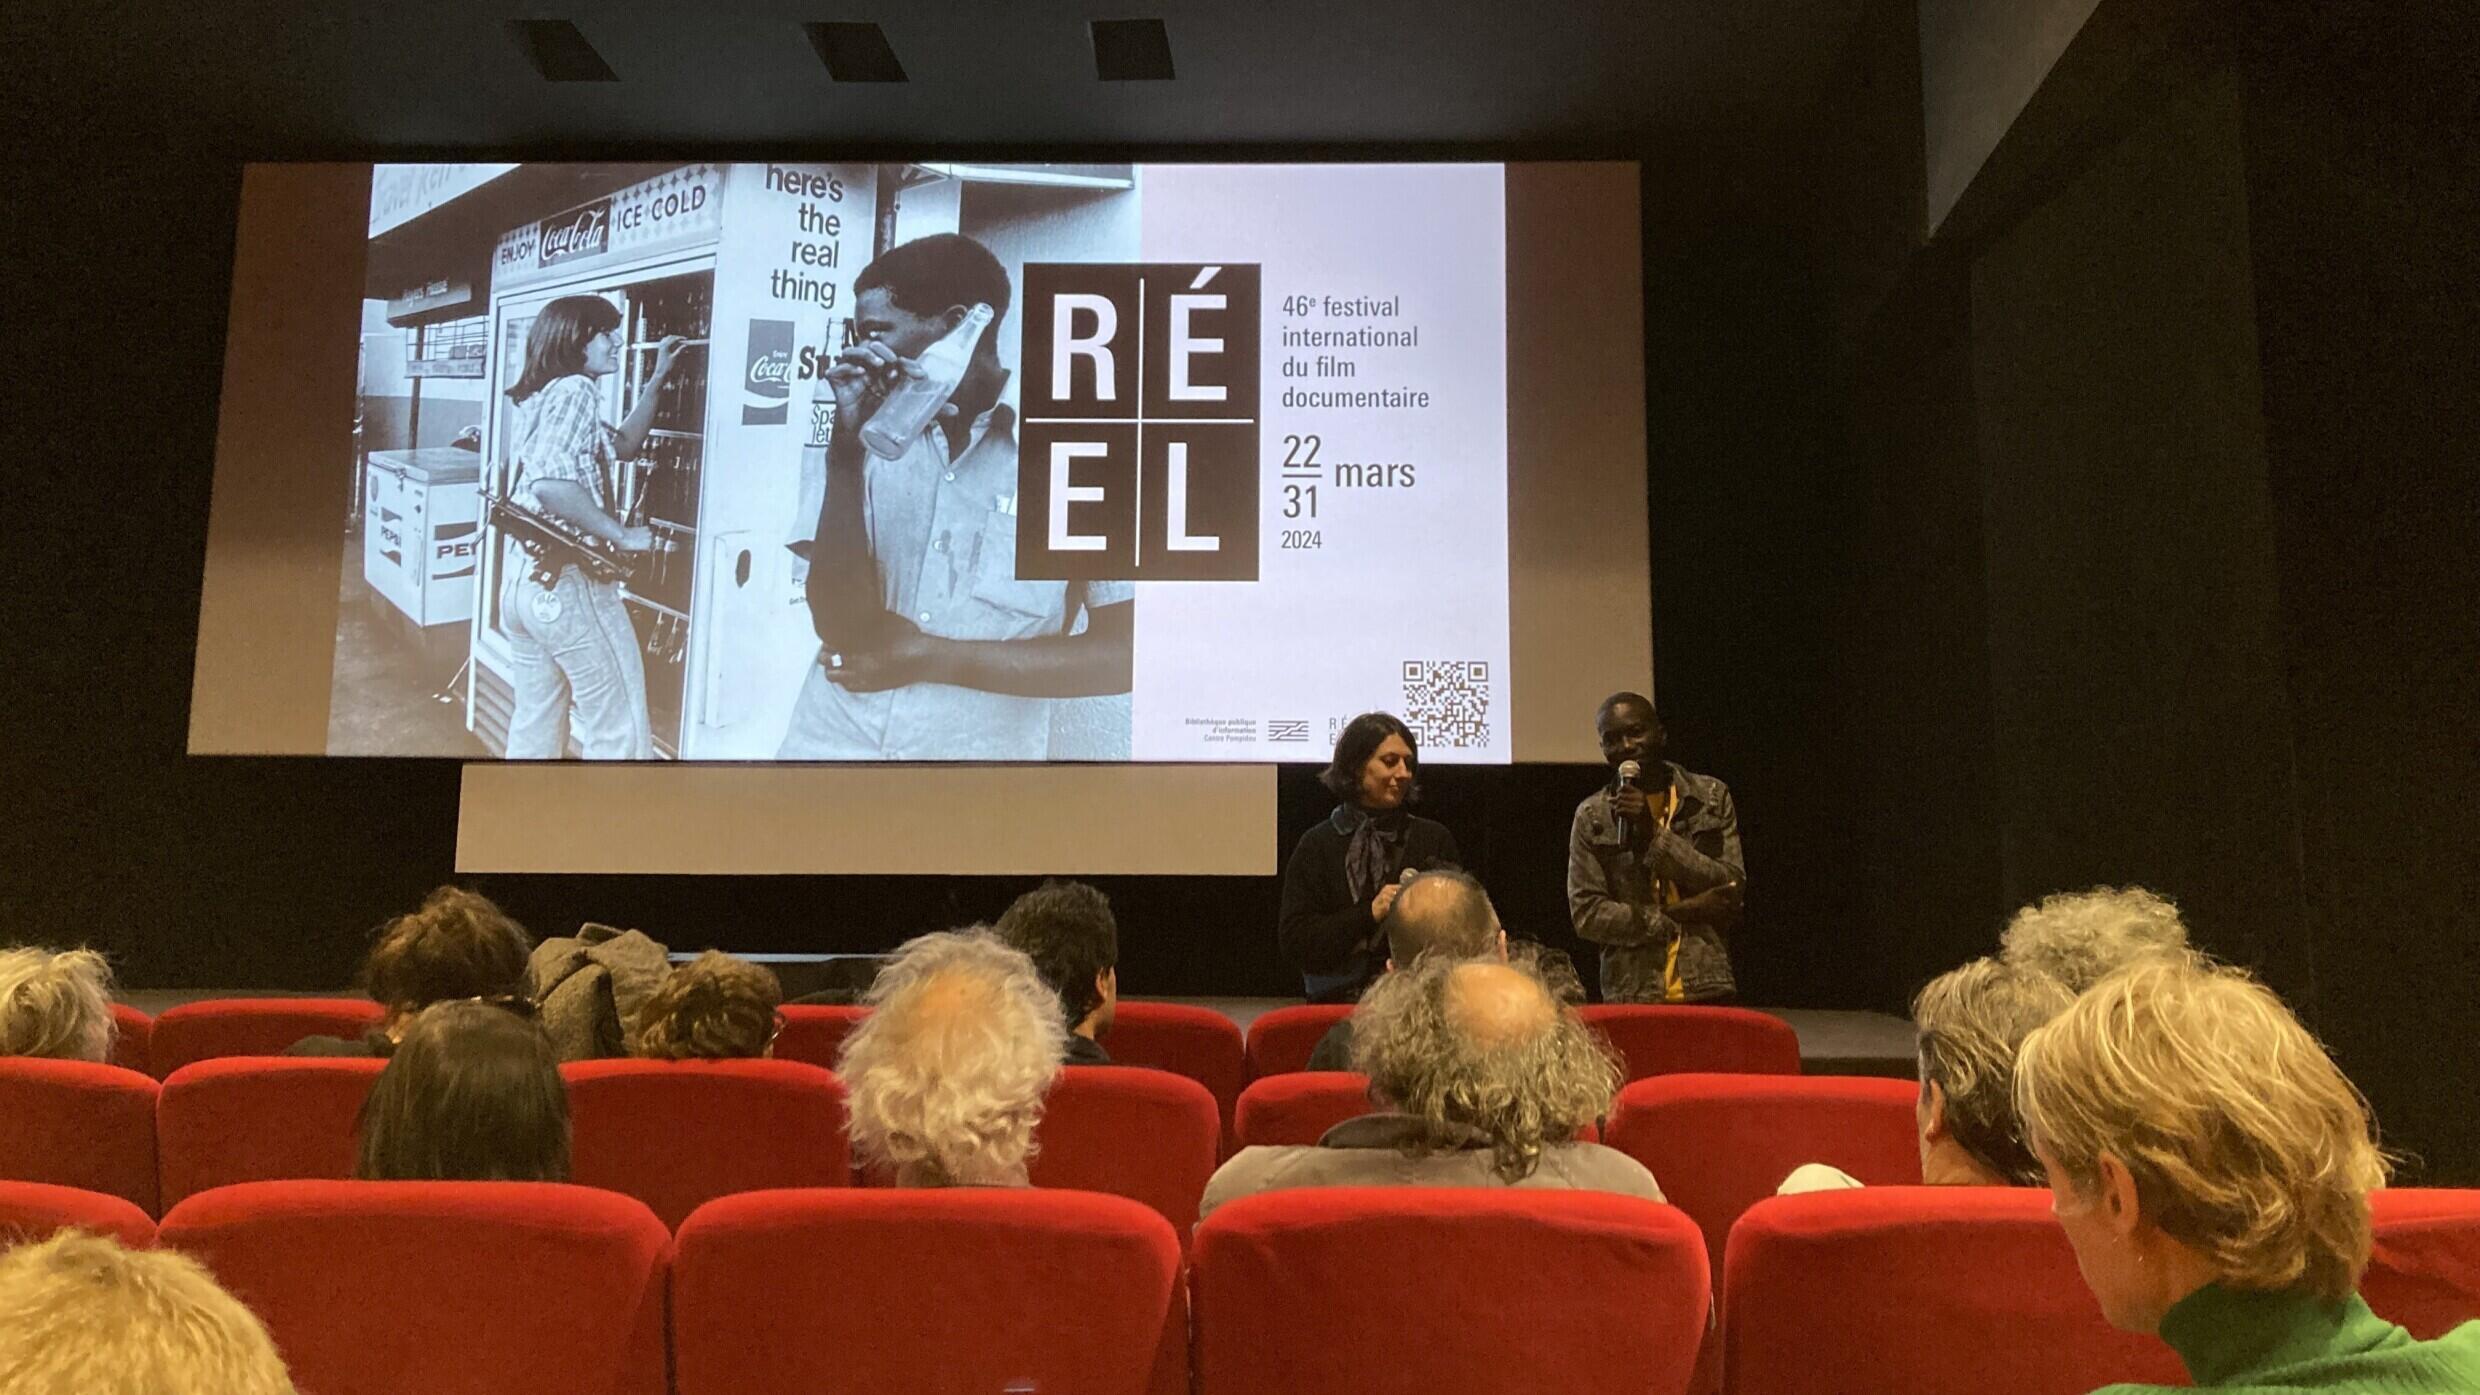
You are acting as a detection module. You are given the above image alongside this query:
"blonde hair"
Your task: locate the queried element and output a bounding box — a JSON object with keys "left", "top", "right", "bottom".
{"left": 838, "top": 930, "right": 1066, "bottom": 1186}
{"left": 2015, "top": 955, "right": 2388, "bottom": 1300}
{"left": 628, "top": 952, "right": 783, "bottom": 1059}
{"left": 1350, "top": 957, "right": 1623, "bottom": 1183}
{"left": 1999, "top": 885, "right": 2188, "bottom": 992}
{"left": 1912, "top": 957, "right": 2074, "bottom": 1185}
{"left": 0, "top": 947, "right": 116, "bottom": 1062}
{"left": 0, "top": 1230, "right": 297, "bottom": 1394}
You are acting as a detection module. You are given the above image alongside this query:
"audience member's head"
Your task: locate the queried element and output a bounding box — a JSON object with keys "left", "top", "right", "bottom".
{"left": 0, "top": 1229, "right": 297, "bottom": 1394}
{"left": 627, "top": 951, "right": 783, "bottom": 1060}
{"left": 2015, "top": 955, "right": 2387, "bottom": 1334}
{"left": 1910, "top": 956, "right": 2074, "bottom": 1186}
{"left": 362, "top": 886, "right": 535, "bottom": 1037}
{"left": 993, "top": 880, "right": 1119, "bottom": 1040}
{"left": 1999, "top": 885, "right": 2188, "bottom": 993}
{"left": 1351, "top": 957, "right": 1622, "bottom": 1183}
{"left": 839, "top": 930, "right": 1067, "bottom": 1188}
{"left": 356, "top": 998, "right": 570, "bottom": 1182}
{"left": 0, "top": 947, "right": 114, "bottom": 1062}
{"left": 1381, "top": 868, "right": 1508, "bottom": 969}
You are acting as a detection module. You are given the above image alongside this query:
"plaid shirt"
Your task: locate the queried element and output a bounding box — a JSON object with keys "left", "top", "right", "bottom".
{"left": 511, "top": 374, "right": 617, "bottom": 515}
{"left": 1568, "top": 763, "right": 1744, "bottom": 1003}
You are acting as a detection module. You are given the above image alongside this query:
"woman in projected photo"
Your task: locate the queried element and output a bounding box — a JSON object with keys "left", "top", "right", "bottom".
{"left": 498, "top": 295, "right": 683, "bottom": 759}
{"left": 1278, "top": 712, "right": 1463, "bottom": 1003}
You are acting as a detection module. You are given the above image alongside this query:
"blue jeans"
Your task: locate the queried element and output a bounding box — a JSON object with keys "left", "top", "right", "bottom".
{"left": 501, "top": 565, "right": 652, "bottom": 759}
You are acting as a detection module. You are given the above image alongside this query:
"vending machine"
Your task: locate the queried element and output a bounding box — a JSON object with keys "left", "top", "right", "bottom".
{"left": 468, "top": 162, "right": 881, "bottom": 759}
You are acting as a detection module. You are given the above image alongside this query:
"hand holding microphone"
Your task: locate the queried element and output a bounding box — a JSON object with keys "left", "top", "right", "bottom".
{"left": 1614, "top": 759, "right": 1646, "bottom": 846}
{"left": 1369, "top": 866, "right": 1421, "bottom": 924}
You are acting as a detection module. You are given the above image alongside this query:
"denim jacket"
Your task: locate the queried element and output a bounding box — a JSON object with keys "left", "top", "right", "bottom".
{"left": 1567, "top": 763, "right": 1744, "bottom": 1003}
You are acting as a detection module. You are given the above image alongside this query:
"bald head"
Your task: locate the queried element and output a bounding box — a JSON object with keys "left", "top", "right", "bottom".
{"left": 1443, "top": 961, "right": 1557, "bottom": 1050}
{"left": 1350, "top": 953, "right": 1624, "bottom": 1183}
{"left": 1382, "top": 869, "right": 1504, "bottom": 967}
{"left": 903, "top": 969, "right": 996, "bottom": 1046}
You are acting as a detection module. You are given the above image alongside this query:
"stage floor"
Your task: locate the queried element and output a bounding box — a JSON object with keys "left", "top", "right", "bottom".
{"left": 121, "top": 990, "right": 1917, "bottom": 1079}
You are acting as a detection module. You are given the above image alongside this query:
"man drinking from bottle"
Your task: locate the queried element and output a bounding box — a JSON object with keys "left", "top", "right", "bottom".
{"left": 778, "top": 233, "right": 1136, "bottom": 760}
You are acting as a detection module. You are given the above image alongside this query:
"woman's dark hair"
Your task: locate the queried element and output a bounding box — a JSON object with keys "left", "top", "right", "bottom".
{"left": 362, "top": 886, "right": 533, "bottom": 1024}
{"left": 1320, "top": 712, "right": 1421, "bottom": 804}
{"left": 355, "top": 1000, "right": 570, "bottom": 1182}
{"left": 506, "top": 294, "right": 621, "bottom": 405}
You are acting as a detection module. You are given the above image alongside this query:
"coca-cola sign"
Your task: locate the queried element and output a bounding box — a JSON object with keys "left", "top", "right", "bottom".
{"left": 742, "top": 319, "right": 793, "bottom": 425}
{"left": 537, "top": 198, "right": 612, "bottom": 268}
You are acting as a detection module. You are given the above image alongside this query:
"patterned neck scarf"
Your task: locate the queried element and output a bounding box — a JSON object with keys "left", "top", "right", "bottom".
{"left": 1333, "top": 803, "right": 1412, "bottom": 905}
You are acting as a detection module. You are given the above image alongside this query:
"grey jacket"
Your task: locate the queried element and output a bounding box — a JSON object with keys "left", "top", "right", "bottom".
{"left": 525, "top": 924, "right": 672, "bottom": 1062}
{"left": 1198, "top": 1114, "right": 1665, "bottom": 1224}
{"left": 1568, "top": 763, "right": 1744, "bottom": 1003}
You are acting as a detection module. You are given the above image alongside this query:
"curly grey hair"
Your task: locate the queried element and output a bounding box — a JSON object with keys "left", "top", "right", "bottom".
{"left": 838, "top": 929, "right": 1067, "bottom": 1187}
{"left": 1349, "top": 956, "right": 1623, "bottom": 1183}
{"left": 1998, "top": 885, "right": 2190, "bottom": 992}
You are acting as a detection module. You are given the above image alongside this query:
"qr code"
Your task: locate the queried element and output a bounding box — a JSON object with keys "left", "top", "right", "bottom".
{"left": 1402, "top": 660, "right": 1492, "bottom": 749}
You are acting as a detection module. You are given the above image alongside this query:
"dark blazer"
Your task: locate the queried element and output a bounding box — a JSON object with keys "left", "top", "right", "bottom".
{"left": 1278, "top": 810, "right": 1461, "bottom": 1003}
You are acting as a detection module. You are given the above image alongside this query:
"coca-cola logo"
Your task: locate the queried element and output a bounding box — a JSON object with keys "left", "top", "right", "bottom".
{"left": 537, "top": 199, "right": 612, "bottom": 268}
{"left": 742, "top": 319, "right": 794, "bottom": 425}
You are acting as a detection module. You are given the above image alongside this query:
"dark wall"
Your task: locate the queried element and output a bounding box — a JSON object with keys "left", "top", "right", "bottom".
{"left": 2235, "top": 0, "right": 2480, "bottom": 1182}
{"left": 1967, "top": 65, "right": 2312, "bottom": 990}
{"left": 1800, "top": 0, "right": 2015, "bottom": 1008}
{"left": 1807, "top": 0, "right": 2480, "bottom": 1179}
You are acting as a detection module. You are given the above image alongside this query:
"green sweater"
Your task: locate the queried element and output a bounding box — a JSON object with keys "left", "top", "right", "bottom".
{"left": 2095, "top": 1282, "right": 2480, "bottom": 1392}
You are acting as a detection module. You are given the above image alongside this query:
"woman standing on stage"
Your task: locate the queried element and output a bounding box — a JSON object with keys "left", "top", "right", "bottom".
{"left": 498, "top": 295, "right": 682, "bottom": 759}
{"left": 1278, "top": 712, "right": 1462, "bottom": 1003}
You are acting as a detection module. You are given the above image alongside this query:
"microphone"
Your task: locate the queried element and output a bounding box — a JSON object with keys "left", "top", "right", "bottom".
{"left": 1616, "top": 760, "right": 1641, "bottom": 844}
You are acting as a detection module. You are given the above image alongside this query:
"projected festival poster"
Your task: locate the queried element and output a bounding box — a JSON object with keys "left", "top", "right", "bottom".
{"left": 344, "top": 162, "right": 1507, "bottom": 763}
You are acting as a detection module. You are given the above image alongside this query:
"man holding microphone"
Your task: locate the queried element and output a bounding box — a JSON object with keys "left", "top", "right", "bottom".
{"left": 1567, "top": 692, "right": 1745, "bottom": 1003}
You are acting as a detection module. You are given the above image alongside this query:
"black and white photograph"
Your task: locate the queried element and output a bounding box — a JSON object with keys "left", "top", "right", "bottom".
{"left": 336, "top": 161, "right": 1143, "bottom": 761}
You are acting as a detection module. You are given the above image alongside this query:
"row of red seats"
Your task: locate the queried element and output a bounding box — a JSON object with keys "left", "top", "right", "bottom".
{"left": 5, "top": 1177, "right": 2474, "bottom": 1395}
{"left": 1, "top": 1054, "right": 1909, "bottom": 1238}
{"left": 104, "top": 997, "right": 1805, "bottom": 1115}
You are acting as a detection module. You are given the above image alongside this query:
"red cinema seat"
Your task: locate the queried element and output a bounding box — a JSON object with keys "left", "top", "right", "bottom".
{"left": 0, "top": 1059, "right": 159, "bottom": 1214}
{"left": 2367, "top": 1188, "right": 2480, "bottom": 1339}
{"left": 1605, "top": 1073, "right": 1920, "bottom": 1284}
{"left": 1030, "top": 1066, "right": 1220, "bottom": 1237}
{"left": 109, "top": 1004, "right": 153, "bottom": 1075}
{"left": 1724, "top": 1188, "right": 2183, "bottom": 1395}
{"left": 1576, "top": 1005, "right": 1803, "bottom": 1081}
{"left": 0, "top": 1180, "right": 158, "bottom": 1248}
{"left": 770, "top": 1004, "right": 867, "bottom": 1072}
{"left": 1234, "top": 1071, "right": 1377, "bottom": 1148}
{"left": 675, "top": 1188, "right": 1186, "bottom": 1395}
{"left": 1193, "top": 1188, "right": 1709, "bottom": 1395}
{"left": 1244, "top": 1004, "right": 1353, "bottom": 1079}
{"left": 148, "top": 998, "right": 385, "bottom": 1077}
{"left": 156, "top": 1057, "right": 385, "bottom": 1209}
{"left": 161, "top": 1180, "right": 670, "bottom": 1395}
{"left": 1107, "top": 1000, "right": 1247, "bottom": 1132}
{"left": 562, "top": 1058, "right": 849, "bottom": 1228}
